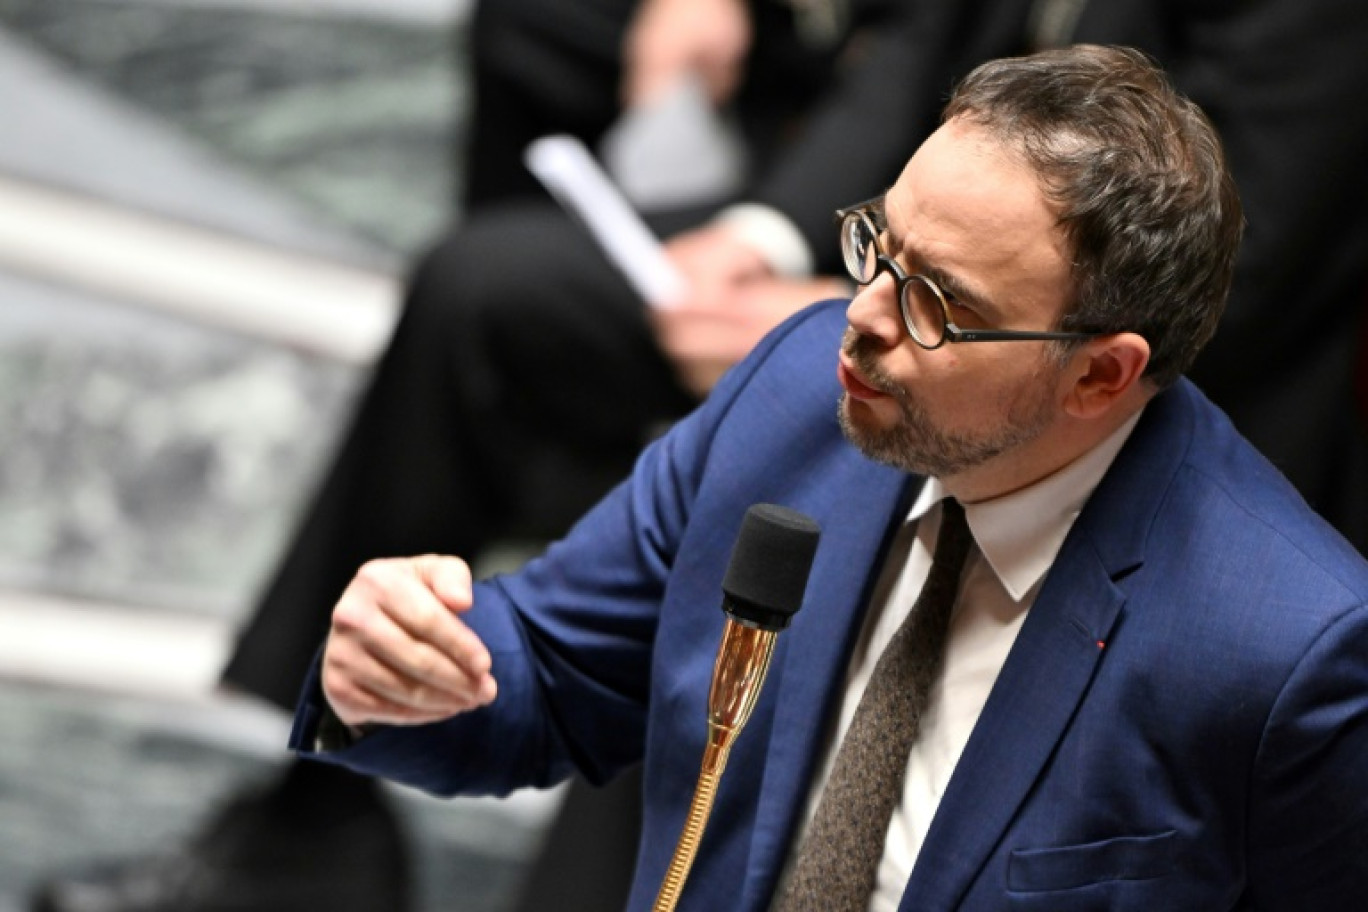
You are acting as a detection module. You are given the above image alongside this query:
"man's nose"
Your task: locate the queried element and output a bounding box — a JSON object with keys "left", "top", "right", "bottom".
{"left": 845, "top": 271, "right": 904, "bottom": 347}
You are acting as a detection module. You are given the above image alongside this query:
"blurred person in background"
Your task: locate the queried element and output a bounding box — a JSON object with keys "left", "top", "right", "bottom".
{"left": 34, "top": 0, "right": 1368, "bottom": 909}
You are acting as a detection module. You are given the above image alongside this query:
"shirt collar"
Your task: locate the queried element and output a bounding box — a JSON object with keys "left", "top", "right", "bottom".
{"left": 907, "top": 410, "right": 1144, "bottom": 601}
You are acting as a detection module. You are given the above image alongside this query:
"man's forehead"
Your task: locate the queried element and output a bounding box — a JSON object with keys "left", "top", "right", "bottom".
{"left": 885, "top": 121, "right": 1058, "bottom": 248}
{"left": 883, "top": 120, "right": 1075, "bottom": 318}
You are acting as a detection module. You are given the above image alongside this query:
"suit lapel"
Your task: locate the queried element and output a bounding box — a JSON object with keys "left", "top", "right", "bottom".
{"left": 898, "top": 542, "right": 1125, "bottom": 911}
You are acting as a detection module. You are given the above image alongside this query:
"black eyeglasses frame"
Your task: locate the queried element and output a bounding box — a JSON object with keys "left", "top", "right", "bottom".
{"left": 835, "top": 199, "right": 1104, "bottom": 351}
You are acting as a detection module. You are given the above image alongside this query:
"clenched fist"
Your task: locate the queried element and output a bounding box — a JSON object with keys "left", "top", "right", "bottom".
{"left": 321, "top": 555, "right": 498, "bottom": 728}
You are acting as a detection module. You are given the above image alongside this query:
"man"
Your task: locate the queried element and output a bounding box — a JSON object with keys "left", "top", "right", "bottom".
{"left": 293, "top": 46, "right": 1368, "bottom": 910}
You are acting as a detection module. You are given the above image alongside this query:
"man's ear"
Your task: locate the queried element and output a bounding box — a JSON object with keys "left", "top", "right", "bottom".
{"left": 1061, "top": 332, "right": 1151, "bottom": 419}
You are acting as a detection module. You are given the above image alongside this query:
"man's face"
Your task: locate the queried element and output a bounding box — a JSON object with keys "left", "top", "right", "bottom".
{"left": 837, "top": 118, "right": 1078, "bottom": 489}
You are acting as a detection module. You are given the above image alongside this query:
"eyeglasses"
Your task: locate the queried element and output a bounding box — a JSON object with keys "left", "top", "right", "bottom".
{"left": 836, "top": 200, "right": 1103, "bottom": 350}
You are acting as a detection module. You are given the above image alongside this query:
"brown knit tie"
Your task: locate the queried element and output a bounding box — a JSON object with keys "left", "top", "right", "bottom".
{"left": 774, "top": 499, "right": 972, "bottom": 912}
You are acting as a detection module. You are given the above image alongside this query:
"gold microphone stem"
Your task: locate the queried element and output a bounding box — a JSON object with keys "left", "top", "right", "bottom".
{"left": 652, "top": 620, "right": 778, "bottom": 912}
{"left": 651, "top": 729, "right": 730, "bottom": 912}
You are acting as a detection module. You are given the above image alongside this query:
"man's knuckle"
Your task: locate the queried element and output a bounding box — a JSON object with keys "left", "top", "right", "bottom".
{"left": 408, "top": 601, "right": 438, "bottom": 637}
{"left": 331, "top": 601, "right": 362, "bottom": 634}
{"left": 355, "top": 558, "right": 394, "bottom": 589}
{"left": 408, "top": 650, "right": 437, "bottom": 682}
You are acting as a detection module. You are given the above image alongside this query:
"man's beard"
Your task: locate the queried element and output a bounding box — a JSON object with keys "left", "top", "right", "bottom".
{"left": 837, "top": 329, "right": 1057, "bottom": 478}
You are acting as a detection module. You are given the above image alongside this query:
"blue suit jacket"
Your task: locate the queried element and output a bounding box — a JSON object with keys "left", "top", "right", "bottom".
{"left": 293, "top": 300, "right": 1368, "bottom": 910}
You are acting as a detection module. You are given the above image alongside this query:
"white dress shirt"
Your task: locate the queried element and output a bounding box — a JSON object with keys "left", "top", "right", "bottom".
{"left": 780, "top": 411, "right": 1141, "bottom": 911}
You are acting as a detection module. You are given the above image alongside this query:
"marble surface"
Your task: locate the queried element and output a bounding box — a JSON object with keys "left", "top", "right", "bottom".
{"left": 0, "top": 273, "right": 357, "bottom": 615}
{"left": 0, "top": 0, "right": 465, "bottom": 256}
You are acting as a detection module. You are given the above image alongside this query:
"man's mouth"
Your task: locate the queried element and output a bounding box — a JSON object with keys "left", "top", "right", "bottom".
{"left": 837, "top": 354, "right": 891, "bottom": 401}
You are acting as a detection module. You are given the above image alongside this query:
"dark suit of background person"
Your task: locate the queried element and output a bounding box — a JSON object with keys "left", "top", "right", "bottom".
{"left": 291, "top": 297, "right": 1368, "bottom": 911}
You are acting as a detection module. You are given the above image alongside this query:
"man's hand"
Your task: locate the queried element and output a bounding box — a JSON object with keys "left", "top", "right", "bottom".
{"left": 622, "top": 0, "right": 751, "bottom": 108}
{"left": 665, "top": 223, "right": 772, "bottom": 304}
{"left": 321, "top": 555, "right": 497, "bottom": 728}
{"left": 654, "top": 226, "right": 851, "bottom": 396}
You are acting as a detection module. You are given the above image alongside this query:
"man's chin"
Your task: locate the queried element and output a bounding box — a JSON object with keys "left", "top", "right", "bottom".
{"left": 838, "top": 393, "right": 944, "bottom": 476}
{"left": 839, "top": 395, "right": 897, "bottom": 458}
{"left": 840, "top": 390, "right": 894, "bottom": 429}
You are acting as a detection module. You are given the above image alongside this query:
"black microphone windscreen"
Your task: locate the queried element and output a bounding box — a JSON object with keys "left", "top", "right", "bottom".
{"left": 722, "top": 503, "right": 821, "bottom": 630}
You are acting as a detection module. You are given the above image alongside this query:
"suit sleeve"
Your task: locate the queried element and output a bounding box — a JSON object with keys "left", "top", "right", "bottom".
{"left": 1246, "top": 602, "right": 1368, "bottom": 908}
{"left": 288, "top": 304, "right": 844, "bottom": 797}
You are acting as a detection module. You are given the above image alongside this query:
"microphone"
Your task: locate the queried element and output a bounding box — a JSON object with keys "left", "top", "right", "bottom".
{"left": 653, "top": 504, "right": 821, "bottom": 912}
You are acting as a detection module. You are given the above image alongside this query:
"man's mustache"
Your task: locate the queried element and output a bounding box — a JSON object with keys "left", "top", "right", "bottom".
{"left": 841, "top": 329, "right": 903, "bottom": 399}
